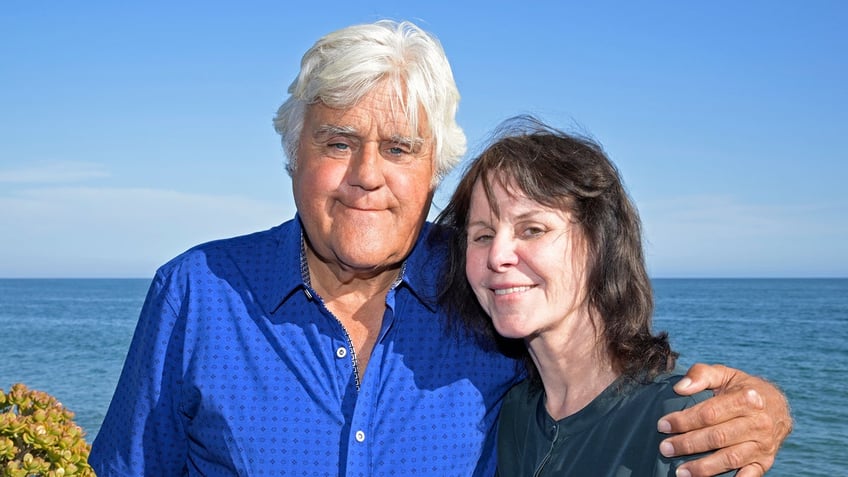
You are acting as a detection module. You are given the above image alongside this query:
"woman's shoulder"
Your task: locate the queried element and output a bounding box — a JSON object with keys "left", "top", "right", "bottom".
{"left": 500, "top": 380, "right": 542, "bottom": 417}
{"left": 636, "top": 371, "right": 715, "bottom": 414}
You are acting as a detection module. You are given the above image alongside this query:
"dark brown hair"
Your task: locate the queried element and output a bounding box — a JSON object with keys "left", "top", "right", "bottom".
{"left": 437, "top": 116, "right": 676, "bottom": 384}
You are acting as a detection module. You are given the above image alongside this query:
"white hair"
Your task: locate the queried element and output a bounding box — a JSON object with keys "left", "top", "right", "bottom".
{"left": 273, "top": 20, "right": 467, "bottom": 185}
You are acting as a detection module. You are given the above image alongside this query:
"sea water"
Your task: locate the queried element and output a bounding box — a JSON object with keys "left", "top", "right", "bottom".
{"left": 1, "top": 278, "right": 845, "bottom": 475}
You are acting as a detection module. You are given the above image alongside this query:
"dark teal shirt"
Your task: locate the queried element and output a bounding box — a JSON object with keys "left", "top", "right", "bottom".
{"left": 496, "top": 372, "right": 735, "bottom": 477}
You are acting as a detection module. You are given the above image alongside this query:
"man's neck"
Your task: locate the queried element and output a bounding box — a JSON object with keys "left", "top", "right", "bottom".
{"left": 303, "top": 244, "right": 403, "bottom": 380}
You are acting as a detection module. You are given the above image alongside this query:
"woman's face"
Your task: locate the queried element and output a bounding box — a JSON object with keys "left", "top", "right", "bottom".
{"left": 465, "top": 177, "right": 590, "bottom": 340}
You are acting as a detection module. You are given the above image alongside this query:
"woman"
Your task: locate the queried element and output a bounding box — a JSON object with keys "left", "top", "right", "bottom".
{"left": 438, "top": 117, "right": 735, "bottom": 476}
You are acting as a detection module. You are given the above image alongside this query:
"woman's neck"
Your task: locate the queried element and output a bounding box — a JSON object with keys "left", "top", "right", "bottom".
{"left": 526, "top": 312, "right": 620, "bottom": 421}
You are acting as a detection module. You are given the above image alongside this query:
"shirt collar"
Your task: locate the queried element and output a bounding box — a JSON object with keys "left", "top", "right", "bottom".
{"left": 399, "top": 222, "right": 448, "bottom": 312}
{"left": 262, "top": 214, "right": 312, "bottom": 314}
{"left": 271, "top": 215, "right": 446, "bottom": 314}
{"left": 298, "top": 233, "right": 407, "bottom": 291}
{"left": 534, "top": 374, "right": 634, "bottom": 438}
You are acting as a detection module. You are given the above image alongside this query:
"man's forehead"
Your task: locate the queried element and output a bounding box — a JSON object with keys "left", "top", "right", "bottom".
{"left": 305, "top": 99, "right": 430, "bottom": 139}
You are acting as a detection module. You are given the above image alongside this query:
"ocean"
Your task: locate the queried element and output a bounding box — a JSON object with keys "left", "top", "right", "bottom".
{"left": 1, "top": 278, "right": 845, "bottom": 475}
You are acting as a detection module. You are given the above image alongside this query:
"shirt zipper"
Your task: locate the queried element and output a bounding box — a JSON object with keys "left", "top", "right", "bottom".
{"left": 302, "top": 286, "right": 362, "bottom": 392}
{"left": 533, "top": 423, "right": 559, "bottom": 477}
{"left": 299, "top": 234, "right": 362, "bottom": 391}
{"left": 337, "top": 319, "right": 361, "bottom": 391}
{"left": 298, "top": 233, "right": 404, "bottom": 394}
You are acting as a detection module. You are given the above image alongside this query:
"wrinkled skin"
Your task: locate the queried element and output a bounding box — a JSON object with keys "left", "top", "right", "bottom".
{"left": 659, "top": 364, "right": 793, "bottom": 476}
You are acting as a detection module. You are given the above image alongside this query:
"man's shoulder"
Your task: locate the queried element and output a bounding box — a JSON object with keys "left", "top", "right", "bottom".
{"left": 189, "top": 222, "right": 288, "bottom": 254}
{"left": 156, "top": 220, "right": 295, "bottom": 280}
{"left": 399, "top": 222, "right": 455, "bottom": 298}
{"left": 420, "top": 220, "right": 454, "bottom": 246}
{"left": 409, "top": 221, "right": 454, "bottom": 263}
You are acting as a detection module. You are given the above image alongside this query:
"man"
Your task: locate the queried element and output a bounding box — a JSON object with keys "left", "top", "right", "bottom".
{"left": 90, "top": 20, "right": 790, "bottom": 476}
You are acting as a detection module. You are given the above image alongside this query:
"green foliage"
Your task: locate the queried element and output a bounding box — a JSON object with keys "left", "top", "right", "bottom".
{"left": 0, "top": 384, "right": 95, "bottom": 477}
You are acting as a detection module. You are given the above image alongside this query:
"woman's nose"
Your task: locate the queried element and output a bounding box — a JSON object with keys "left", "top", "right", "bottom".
{"left": 487, "top": 232, "right": 519, "bottom": 271}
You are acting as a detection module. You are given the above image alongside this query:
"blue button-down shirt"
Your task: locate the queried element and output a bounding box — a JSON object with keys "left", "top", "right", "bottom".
{"left": 90, "top": 217, "right": 522, "bottom": 476}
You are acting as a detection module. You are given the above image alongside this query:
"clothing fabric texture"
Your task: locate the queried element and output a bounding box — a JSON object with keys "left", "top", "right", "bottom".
{"left": 496, "top": 373, "right": 735, "bottom": 477}
{"left": 89, "top": 216, "right": 523, "bottom": 477}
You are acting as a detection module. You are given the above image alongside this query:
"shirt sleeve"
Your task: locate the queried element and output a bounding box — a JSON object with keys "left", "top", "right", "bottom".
{"left": 88, "top": 270, "right": 189, "bottom": 476}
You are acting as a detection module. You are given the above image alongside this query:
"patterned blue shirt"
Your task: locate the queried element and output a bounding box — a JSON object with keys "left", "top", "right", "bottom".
{"left": 89, "top": 216, "right": 523, "bottom": 476}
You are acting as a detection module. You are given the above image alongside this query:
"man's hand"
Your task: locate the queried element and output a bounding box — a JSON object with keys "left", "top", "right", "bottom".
{"left": 657, "top": 363, "right": 793, "bottom": 477}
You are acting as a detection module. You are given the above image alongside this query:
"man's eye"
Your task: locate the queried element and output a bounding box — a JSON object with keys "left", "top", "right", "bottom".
{"left": 329, "top": 143, "right": 350, "bottom": 151}
{"left": 387, "top": 144, "right": 411, "bottom": 156}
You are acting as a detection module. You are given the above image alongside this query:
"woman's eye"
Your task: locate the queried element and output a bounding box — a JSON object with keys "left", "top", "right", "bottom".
{"left": 522, "top": 226, "right": 546, "bottom": 238}
{"left": 470, "top": 233, "right": 493, "bottom": 244}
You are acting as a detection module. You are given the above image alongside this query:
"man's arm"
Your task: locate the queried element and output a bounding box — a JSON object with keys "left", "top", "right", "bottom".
{"left": 657, "top": 363, "right": 792, "bottom": 477}
{"left": 89, "top": 272, "right": 189, "bottom": 475}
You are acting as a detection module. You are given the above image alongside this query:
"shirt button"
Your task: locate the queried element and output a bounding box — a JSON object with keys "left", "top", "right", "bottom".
{"left": 336, "top": 347, "right": 347, "bottom": 358}
{"left": 355, "top": 430, "right": 365, "bottom": 442}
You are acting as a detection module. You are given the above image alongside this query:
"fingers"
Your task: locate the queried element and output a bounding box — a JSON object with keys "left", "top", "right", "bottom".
{"left": 734, "top": 462, "right": 770, "bottom": 477}
{"left": 672, "top": 442, "right": 773, "bottom": 477}
{"left": 660, "top": 412, "right": 769, "bottom": 458}
{"left": 673, "top": 363, "right": 736, "bottom": 397}
{"left": 659, "top": 385, "right": 763, "bottom": 435}
{"left": 658, "top": 363, "right": 793, "bottom": 476}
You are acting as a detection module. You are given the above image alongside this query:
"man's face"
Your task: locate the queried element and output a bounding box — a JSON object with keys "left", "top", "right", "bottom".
{"left": 292, "top": 82, "right": 436, "bottom": 277}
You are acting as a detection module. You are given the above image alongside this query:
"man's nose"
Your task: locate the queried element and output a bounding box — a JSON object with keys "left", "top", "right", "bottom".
{"left": 347, "top": 143, "right": 384, "bottom": 190}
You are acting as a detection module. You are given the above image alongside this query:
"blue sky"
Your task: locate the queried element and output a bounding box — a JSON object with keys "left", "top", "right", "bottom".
{"left": 2, "top": 1, "right": 846, "bottom": 278}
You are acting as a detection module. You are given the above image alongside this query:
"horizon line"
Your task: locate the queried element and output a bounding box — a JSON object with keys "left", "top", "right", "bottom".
{"left": 1, "top": 276, "right": 846, "bottom": 280}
